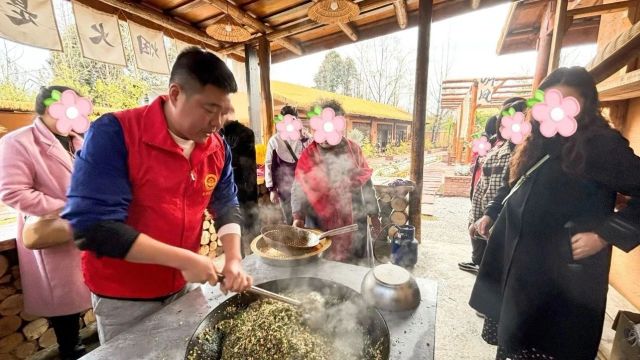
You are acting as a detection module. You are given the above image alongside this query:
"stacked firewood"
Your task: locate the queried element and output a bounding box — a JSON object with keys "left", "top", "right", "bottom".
{"left": 200, "top": 212, "right": 222, "bottom": 258}
{"left": 0, "top": 253, "right": 95, "bottom": 359}
{"left": 375, "top": 185, "right": 412, "bottom": 227}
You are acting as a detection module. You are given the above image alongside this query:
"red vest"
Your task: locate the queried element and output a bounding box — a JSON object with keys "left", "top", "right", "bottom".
{"left": 82, "top": 97, "right": 225, "bottom": 298}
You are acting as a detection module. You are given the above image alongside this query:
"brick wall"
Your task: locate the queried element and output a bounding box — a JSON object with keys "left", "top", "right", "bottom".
{"left": 442, "top": 176, "right": 471, "bottom": 197}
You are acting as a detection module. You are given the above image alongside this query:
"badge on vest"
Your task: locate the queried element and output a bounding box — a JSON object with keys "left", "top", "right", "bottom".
{"left": 204, "top": 174, "right": 218, "bottom": 192}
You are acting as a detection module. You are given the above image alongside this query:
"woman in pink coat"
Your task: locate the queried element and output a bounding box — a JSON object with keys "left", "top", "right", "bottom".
{"left": 0, "top": 86, "right": 91, "bottom": 360}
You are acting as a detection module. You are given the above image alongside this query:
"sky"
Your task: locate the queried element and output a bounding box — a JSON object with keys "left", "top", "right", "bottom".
{"left": 271, "top": 3, "right": 597, "bottom": 86}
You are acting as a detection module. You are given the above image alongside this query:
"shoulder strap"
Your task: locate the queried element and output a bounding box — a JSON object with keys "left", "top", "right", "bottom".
{"left": 502, "top": 154, "right": 550, "bottom": 205}
{"left": 284, "top": 141, "right": 298, "bottom": 162}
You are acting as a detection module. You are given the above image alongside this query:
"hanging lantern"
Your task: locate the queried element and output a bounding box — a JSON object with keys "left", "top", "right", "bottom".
{"left": 206, "top": 15, "right": 252, "bottom": 43}
{"left": 308, "top": 0, "right": 360, "bottom": 24}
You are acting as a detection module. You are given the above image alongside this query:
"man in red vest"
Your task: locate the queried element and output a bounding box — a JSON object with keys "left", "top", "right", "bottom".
{"left": 63, "top": 47, "right": 253, "bottom": 343}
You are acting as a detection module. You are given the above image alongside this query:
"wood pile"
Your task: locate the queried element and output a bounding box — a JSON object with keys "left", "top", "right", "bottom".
{"left": 200, "top": 212, "right": 222, "bottom": 258}
{"left": 374, "top": 184, "right": 414, "bottom": 227}
{"left": 0, "top": 253, "right": 96, "bottom": 359}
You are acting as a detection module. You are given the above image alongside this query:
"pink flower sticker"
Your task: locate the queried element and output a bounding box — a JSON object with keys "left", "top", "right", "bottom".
{"left": 47, "top": 90, "right": 92, "bottom": 134}
{"left": 531, "top": 89, "right": 580, "bottom": 138}
{"left": 500, "top": 112, "right": 532, "bottom": 145}
{"left": 471, "top": 136, "right": 491, "bottom": 156}
{"left": 276, "top": 114, "right": 302, "bottom": 141}
{"left": 310, "top": 107, "right": 346, "bottom": 146}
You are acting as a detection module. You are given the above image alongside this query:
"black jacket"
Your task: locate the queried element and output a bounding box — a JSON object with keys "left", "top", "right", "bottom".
{"left": 470, "top": 128, "right": 640, "bottom": 359}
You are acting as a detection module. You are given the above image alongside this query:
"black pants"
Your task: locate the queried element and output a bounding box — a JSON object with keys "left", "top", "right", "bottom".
{"left": 471, "top": 235, "right": 488, "bottom": 265}
{"left": 49, "top": 313, "right": 81, "bottom": 356}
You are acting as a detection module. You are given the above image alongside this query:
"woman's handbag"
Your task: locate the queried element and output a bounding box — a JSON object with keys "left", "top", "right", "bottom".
{"left": 22, "top": 211, "right": 72, "bottom": 250}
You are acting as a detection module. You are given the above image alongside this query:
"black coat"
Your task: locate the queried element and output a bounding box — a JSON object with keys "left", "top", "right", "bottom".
{"left": 470, "top": 129, "right": 640, "bottom": 359}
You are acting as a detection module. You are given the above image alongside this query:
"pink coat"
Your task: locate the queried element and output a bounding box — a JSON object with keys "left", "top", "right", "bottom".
{"left": 0, "top": 118, "right": 90, "bottom": 317}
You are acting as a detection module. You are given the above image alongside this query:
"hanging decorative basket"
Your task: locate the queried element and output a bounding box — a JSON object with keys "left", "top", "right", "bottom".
{"left": 308, "top": 0, "right": 360, "bottom": 24}
{"left": 206, "top": 15, "right": 252, "bottom": 43}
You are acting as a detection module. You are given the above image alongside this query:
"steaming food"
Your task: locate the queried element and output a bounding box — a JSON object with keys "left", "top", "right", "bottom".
{"left": 187, "top": 292, "right": 384, "bottom": 360}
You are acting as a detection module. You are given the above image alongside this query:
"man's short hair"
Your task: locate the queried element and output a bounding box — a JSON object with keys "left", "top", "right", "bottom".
{"left": 170, "top": 47, "right": 238, "bottom": 95}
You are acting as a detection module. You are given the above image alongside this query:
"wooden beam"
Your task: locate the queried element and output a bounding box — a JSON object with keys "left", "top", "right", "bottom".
{"left": 471, "top": 0, "right": 482, "bottom": 9}
{"left": 168, "top": 0, "right": 205, "bottom": 15}
{"left": 597, "top": 68, "right": 640, "bottom": 101}
{"left": 465, "top": 81, "right": 479, "bottom": 163}
{"left": 568, "top": 0, "right": 638, "bottom": 19}
{"left": 78, "top": 0, "right": 223, "bottom": 49}
{"left": 245, "top": 44, "right": 262, "bottom": 142}
{"left": 393, "top": 0, "right": 408, "bottom": 29}
{"left": 588, "top": 20, "right": 640, "bottom": 82}
{"left": 409, "top": 0, "right": 433, "bottom": 243}
{"left": 196, "top": 14, "right": 226, "bottom": 28}
{"left": 548, "top": 0, "right": 569, "bottom": 74}
{"left": 338, "top": 23, "right": 359, "bottom": 41}
{"left": 202, "top": 0, "right": 303, "bottom": 55}
{"left": 258, "top": 36, "right": 274, "bottom": 144}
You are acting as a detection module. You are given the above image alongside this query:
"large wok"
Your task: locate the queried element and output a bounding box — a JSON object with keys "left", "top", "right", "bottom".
{"left": 185, "top": 277, "right": 390, "bottom": 360}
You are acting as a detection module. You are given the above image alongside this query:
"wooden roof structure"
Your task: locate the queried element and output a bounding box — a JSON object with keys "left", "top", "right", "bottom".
{"left": 496, "top": 0, "right": 606, "bottom": 55}
{"left": 74, "top": 0, "right": 512, "bottom": 63}
{"left": 440, "top": 76, "right": 533, "bottom": 110}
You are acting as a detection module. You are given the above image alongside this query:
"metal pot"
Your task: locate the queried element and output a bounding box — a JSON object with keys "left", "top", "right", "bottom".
{"left": 185, "top": 277, "right": 390, "bottom": 360}
{"left": 361, "top": 263, "right": 421, "bottom": 312}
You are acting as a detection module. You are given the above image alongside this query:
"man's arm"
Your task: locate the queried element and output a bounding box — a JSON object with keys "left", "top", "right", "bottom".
{"left": 209, "top": 141, "right": 252, "bottom": 291}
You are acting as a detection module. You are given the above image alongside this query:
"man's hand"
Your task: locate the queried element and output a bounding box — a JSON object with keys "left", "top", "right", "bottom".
{"left": 179, "top": 253, "right": 219, "bottom": 285}
{"left": 474, "top": 215, "right": 493, "bottom": 239}
{"left": 269, "top": 191, "right": 279, "bottom": 204}
{"left": 221, "top": 258, "right": 253, "bottom": 293}
{"left": 571, "top": 232, "right": 607, "bottom": 260}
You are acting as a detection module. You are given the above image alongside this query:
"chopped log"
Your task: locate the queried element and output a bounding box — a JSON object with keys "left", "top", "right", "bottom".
{"left": 13, "top": 280, "right": 20, "bottom": 291}
{"left": 83, "top": 309, "right": 95, "bottom": 325}
{"left": 0, "top": 316, "right": 21, "bottom": 337}
{"left": 198, "top": 245, "right": 209, "bottom": 256}
{"left": 0, "top": 274, "right": 11, "bottom": 284}
{"left": 0, "top": 333, "right": 24, "bottom": 353}
{"left": 200, "top": 232, "right": 210, "bottom": 245}
{"left": 202, "top": 220, "right": 210, "bottom": 230}
{"left": 209, "top": 239, "right": 217, "bottom": 251}
{"left": 391, "top": 197, "right": 408, "bottom": 211}
{"left": 13, "top": 341, "right": 37, "bottom": 359}
{"left": 23, "top": 318, "right": 48, "bottom": 341}
{"left": 10, "top": 266, "right": 19, "bottom": 280}
{"left": 209, "top": 232, "right": 217, "bottom": 242}
{"left": 0, "top": 287, "right": 16, "bottom": 301}
{"left": 0, "top": 255, "right": 8, "bottom": 277}
{"left": 208, "top": 225, "right": 216, "bottom": 235}
{"left": 37, "top": 328, "right": 56, "bottom": 349}
{"left": 390, "top": 211, "right": 408, "bottom": 226}
{"left": 388, "top": 226, "right": 399, "bottom": 238}
{"left": 378, "top": 193, "right": 392, "bottom": 203}
{"left": 19, "top": 312, "right": 39, "bottom": 322}
{"left": 0, "top": 294, "right": 23, "bottom": 316}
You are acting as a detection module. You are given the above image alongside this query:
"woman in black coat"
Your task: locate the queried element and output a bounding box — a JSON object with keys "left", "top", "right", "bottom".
{"left": 470, "top": 67, "right": 640, "bottom": 360}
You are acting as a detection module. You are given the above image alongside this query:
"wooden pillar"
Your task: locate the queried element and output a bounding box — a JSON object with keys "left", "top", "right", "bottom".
{"left": 548, "top": 0, "right": 569, "bottom": 74}
{"left": 532, "top": 1, "right": 554, "bottom": 90}
{"left": 408, "top": 0, "right": 433, "bottom": 242}
{"left": 465, "top": 81, "right": 479, "bottom": 163}
{"left": 245, "top": 43, "right": 262, "bottom": 143}
{"left": 258, "top": 36, "right": 274, "bottom": 144}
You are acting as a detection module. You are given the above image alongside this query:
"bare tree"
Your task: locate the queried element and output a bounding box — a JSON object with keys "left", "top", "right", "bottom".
{"left": 427, "top": 35, "right": 455, "bottom": 144}
{"left": 352, "top": 35, "right": 414, "bottom": 109}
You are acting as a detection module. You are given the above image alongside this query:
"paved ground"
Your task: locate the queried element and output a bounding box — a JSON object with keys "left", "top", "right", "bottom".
{"left": 413, "top": 196, "right": 497, "bottom": 360}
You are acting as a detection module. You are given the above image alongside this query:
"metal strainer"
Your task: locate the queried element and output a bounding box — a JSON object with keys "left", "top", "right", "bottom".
{"left": 261, "top": 224, "right": 358, "bottom": 249}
